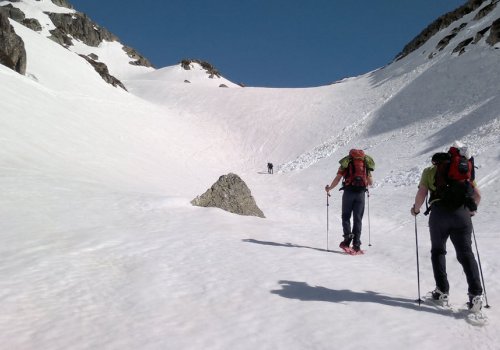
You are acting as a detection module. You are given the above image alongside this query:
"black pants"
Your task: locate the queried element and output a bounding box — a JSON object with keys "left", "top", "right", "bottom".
{"left": 428, "top": 205, "right": 482, "bottom": 296}
{"left": 341, "top": 189, "right": 365, "bottom": 248}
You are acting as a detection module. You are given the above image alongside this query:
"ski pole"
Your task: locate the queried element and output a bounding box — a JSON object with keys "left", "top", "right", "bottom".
{"left": 472, "top": 224, "right": 490, "bottom": 308}
{"left": 414, "top": 213, "right": 423, "bottom": 305}
{"left": 367, "top": 190, "right": 372, "bottom": 246}
{"left": 326, "top": 189, "right": 331, "bottom": 251}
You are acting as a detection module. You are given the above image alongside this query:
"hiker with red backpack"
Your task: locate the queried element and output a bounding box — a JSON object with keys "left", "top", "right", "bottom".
{"left": 325, "top": 149, "right": 374, "bottom": 254}
{"left": 411, "top": 142, "right": 484, "bottom": 312}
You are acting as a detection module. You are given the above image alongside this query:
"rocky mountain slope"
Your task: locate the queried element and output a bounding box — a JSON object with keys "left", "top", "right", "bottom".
{"left": 0, "top": 0, "right": 235, "bottom": 89}
{"left": 1, "top": 1, "right": 499, "bottom": 350}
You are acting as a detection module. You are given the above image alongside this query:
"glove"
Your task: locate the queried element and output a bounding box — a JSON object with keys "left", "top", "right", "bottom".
{"left": 411, "top": 206, "right": 420, "bottom": 216}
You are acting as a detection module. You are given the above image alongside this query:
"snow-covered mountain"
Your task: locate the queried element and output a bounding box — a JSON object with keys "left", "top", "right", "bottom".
{"left": 1, "top": 1, "right": 499, "bottom": 349}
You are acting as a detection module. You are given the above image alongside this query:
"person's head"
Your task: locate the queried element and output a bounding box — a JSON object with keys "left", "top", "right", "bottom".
{"left": 431, "top": 152, "right": 449, "bottom": 165}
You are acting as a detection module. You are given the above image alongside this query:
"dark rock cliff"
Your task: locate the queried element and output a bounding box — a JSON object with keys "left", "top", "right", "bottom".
{"left": 0, "top": 11, "right": 26, "bottom": 74}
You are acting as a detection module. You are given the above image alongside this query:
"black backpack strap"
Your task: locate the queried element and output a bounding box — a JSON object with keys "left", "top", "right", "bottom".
{"left": 423, "top": 194, "right": 431, "bottom": 215}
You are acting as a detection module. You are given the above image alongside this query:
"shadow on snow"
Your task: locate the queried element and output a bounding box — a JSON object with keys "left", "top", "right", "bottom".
{"left": 270, "top": 280, "right": 467, "bottom": 319}
{"left": 242, "top": 238, "right": 344, "bottom": 255}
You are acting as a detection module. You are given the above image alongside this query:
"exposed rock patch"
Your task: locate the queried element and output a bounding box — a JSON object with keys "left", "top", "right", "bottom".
{"left": 181, "top": 58, "right": 221, "bottom": 78}
{"left": 79, "top": 54, "right": 127, "bottom": 91}
{"left": 0, "top": 11, "right": 26, "bottom": 74}
{"left": 474, "top": 1, "right": 497, "bottom": 20}
{"left": 22, "top": 17, "right": 42, "bottom": 31}
{"left": 122, "top": 45, "right": 154, "bottom": 67}
{"left": 48, "top": 12, "right": 118, "bottom": 47}
{"left": 474, "top": 25, "right": 491, "bottom": 43}
{"left": 50, "top": 0, "right": 73, "bottom": 9}
{"left": 0, "top": 4, "right": 24, "bottom": 22}
{"left": 191, "top": 173, "right": 265, "bottom": 218}
{"left": 453, "top": 37, "right": 474, "bottom": 54}
{"left": 436, "top": 33, "right": 457, "bottom": 51}
{"left": 395, "top": 0, "right": 487, "bottom": 60}
{"left": 486, "top": 17, "right": 500, "bottom": 45}
{"left": 0, "top": 4, "right": 42, "bottom": 32}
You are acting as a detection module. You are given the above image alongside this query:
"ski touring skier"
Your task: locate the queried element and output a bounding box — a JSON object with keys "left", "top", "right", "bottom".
{"left": 411, "top": 142, "right": 484, "bottom": 312}
{"left": 325, "top": 149, "right": 374, "bottom": 255}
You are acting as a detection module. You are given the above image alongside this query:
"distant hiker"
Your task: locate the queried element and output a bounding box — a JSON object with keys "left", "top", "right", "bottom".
{"left": 411, "top": 142, "right": 483, "bottom": 312}
{"left": 267, "top": 162, "right": 274, "bottom": 174}
{"left": 325, "top": 149, "right": 374, "bottom": 254}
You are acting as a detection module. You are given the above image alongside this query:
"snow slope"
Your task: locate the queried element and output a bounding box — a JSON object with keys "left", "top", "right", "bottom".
{"left": 1, "top": 1, "right": 500, "bottom": 349}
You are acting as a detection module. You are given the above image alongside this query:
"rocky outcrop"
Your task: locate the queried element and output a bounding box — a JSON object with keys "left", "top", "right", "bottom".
{"left": 49, "top": 27, "right": 73, "bottom": 47}
{"left": 48, "top": 12, "right": 118, "bottom": 47}
{"left": 452, "top": 37, "right": 474, "bottom": 55}
{"left": 0, "top": 11, "right": 26, "bottom": 74}
{"left": 0, "top": 4, "right": 42, "bottom": 32}
{"left": 486, "top": 17, "right": 500, "bottom": 45}
{"left": 395, "top": 0, "right": 487, "bottom": 60}
{"left": 181, "top": 58, "right": 221, "bottom": 78}
{"left": 191, "top": 173, "right": 265, "bottom": 218}
{"left": 51, "top": 0, "right": 73, "bottom": 9}
{"left": 47, "top": 12, "right": 153, "bottom": 69}
{"left": 0, "top": 4, "right": 24, "bottom": 22}
{"left": 79, "top": 54, "right": 127, "bottom": 90}
{"left": 474, "top": 25, "right": 491, "bottom": 43}
{"left": 122, "top": 45, "right": 154, "bottom": 67}
{"left": 22, "top": 18, "right": 42, "bottom": 32}
{"left": 436, "top": 33, "right": 457, "bottom": 51}
{"left": 473, "top": 1, "right": 497, "bottom": 20}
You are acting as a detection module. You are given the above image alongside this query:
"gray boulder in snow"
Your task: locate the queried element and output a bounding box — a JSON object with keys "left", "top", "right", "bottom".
{"left": 0, "top": 11, "right": 26, "bottom": 75}
{"left": 191, "top": 173, "right": 265, "bottom": 218}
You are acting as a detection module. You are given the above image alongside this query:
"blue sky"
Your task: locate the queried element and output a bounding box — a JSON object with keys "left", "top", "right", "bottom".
{"left": 69, "top": 0, "right": 466, "bottom": 88}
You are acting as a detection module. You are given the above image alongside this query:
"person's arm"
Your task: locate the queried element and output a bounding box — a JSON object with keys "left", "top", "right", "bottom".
{"left": 367, "top": 172, "right": 373, "bottom": 187}
{"left": 325, "top": 173, "right": 343, "bottom": 193}
{"left": 473, "top": 186, "right": 481, "bottom": 207}
{"left": 411, "top": 185, "right": 428, "bottom": 215}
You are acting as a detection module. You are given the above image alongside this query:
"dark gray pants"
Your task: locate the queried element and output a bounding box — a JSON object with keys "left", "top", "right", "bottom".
{"left": 341, "top": 189, "right": 365, "bottom": 248}
{"left": 429, "top": 205, "right": 482, "bottom": 296}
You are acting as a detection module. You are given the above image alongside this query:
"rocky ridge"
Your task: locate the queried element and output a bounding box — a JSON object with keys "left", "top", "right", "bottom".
{"left": 396, "top": 0, "right": 500, "bottom": 60}
{"left": 0, "top": 0, "right": 153, "bottom": 89}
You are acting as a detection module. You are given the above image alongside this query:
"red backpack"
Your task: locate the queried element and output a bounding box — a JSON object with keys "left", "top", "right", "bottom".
{"left": 447, "top": 147, "right": 473, "bottom": 180}
{"left": 430, "top": 147, "right": 476, "bottom": 211}
{"left": 343, "top": 149, "right": 369, "bottom": 190}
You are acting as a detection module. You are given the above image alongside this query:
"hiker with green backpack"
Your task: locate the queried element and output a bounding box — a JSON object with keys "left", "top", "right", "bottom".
{"left": 411, "top": 142, "right": 484, "bottom": 311}
{"left": 325, "top": 149, "right": 375, "bottom": 254}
